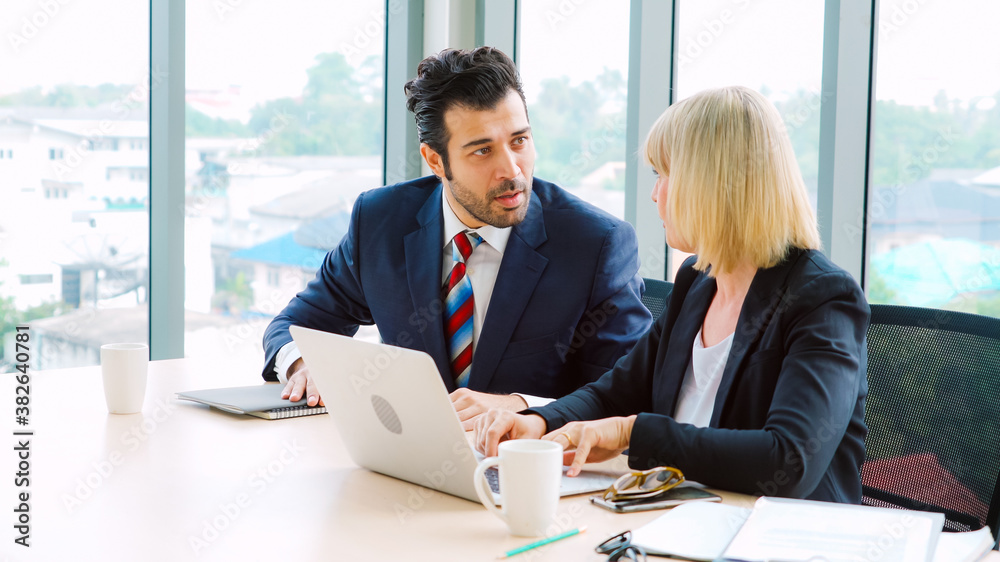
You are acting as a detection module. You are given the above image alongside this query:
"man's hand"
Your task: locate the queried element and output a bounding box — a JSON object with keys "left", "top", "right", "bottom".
{"left": 450, "top": 388, "right": 528, "bottom": 430}
{"left": 281, "top": 358, "right": 324, "bottom": 407}
{"left": 544, "top": 416, "right": 636, "bottom": 476}
{"left": 474, "top": 409, "right": 547, "bottom": 457}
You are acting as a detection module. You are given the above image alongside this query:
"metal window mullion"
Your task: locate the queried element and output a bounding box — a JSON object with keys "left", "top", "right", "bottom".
{"left": 476, "top": 0, "right": 519, "bottom": 62}
{"left": 149, "top": 0, "right": 185, "bottom": 360}
{"left": 625, "top": 0, "right": 677, "bottom": 281}
{"left": 817, "top": 0, "right": 878, "bottom": 284}
{"left": 384, "top": 0, "right": 425, "bottom": 185}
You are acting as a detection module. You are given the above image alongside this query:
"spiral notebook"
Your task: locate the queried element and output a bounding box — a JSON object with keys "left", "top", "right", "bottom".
{"left": 176, "top": 384, "right": 327, "bottom": 420}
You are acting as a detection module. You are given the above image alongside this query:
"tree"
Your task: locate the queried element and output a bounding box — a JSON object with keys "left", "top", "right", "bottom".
{"left": 772, "top": 90, "right": 822, "bottom": 186}
{"left": 529, "top": 69, "right": 627, "bottom": 188}
{"left": 245, "top": 53, "right": 383, "bottom": 157}
{"left": 186, "top": 104, "right": 250, "bottom": 138}
{"left": 212, "top": 271, "right": 253, "bottom": 315}
{"left": 0, "top": 83, "right": 136, "bottom": 108}
{"left": 0, "top": 259, "right": 21, "bottom": 363}
{"left": 865, "top": 269, "right": 902, "bottom": 306}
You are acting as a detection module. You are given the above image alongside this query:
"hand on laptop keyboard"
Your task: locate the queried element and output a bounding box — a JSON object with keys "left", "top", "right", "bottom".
{"left": 473, "top": 409, "right": 547, "bottom": 456}
{"left": 450, "top": 389, "right": 527, "bottom": 431}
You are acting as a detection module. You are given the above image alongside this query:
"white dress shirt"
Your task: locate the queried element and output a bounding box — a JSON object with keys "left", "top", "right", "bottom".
{"left": 672, "top": 327, "right": 735, "bottom": 428}
{"left": 274, "top": 190, "right": 553, "bottom": 408}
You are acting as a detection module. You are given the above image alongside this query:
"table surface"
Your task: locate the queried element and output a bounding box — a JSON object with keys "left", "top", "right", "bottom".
{"left": 0, "top": 359, "right": 994, "bottom": 561}
{"left": 0, "top": 358, "right": 755, "bottom": 561}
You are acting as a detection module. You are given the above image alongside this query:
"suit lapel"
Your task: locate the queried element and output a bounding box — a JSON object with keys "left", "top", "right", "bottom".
{"left": 402, "top": 184, "right": 454, "bottom": 390}
{"left": 659, "top": 275, "right": 716, "bottom": 414}
{"left": 709, "top": 249, "right": 804, "bottom": 427}
{"left": 466, "top": 191, "right": 548, "bottom": 390}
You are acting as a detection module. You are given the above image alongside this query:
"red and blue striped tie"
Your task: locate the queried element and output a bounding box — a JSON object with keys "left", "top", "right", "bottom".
{"left": 445, "top": 231, "right": 482, "bottom": 387}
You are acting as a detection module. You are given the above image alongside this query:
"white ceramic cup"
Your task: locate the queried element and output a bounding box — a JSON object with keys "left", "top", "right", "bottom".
{"left": 100, "top": 343, "right": 149, "bottom": 414}
{"left": 473, "top": 439, "right": 562, "bottom": 537}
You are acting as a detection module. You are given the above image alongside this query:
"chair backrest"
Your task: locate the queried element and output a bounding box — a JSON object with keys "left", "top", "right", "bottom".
{"left": 862, "top": 304, "right": 1000, "bottom": 538}
{"left": 640, "top": 278, "right": 674, "bottom": 320}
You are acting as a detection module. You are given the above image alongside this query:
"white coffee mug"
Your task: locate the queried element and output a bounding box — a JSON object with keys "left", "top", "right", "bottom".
{"left": 473, "top": 439, "right": 562, "bottom": 536}
{"left": 100, "top": 343, "right": 149, "bottom": 414}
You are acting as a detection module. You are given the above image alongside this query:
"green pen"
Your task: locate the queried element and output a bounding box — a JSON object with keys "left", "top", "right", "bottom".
{"left": 496, "top": 527, "right": 587, "bottom": 559}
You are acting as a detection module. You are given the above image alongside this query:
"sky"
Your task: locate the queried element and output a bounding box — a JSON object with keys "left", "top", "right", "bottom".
{"left": 2, "top": 0, "right": 999, "bottom": 114}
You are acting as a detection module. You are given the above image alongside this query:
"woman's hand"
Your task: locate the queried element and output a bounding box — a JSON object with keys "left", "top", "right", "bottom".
{"left": 544, "top": 416, "right": 636, "bottom": 476}
{"left": 474, "top": 409, "right": 547, "bottom": 456}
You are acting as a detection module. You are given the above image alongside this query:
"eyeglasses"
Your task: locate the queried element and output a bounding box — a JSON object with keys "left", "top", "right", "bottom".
{"left": 596, "top": 530, "right": 646, "bottom": 561}
{"left": 602, "top": 466, "right": 684, "bottom": 502}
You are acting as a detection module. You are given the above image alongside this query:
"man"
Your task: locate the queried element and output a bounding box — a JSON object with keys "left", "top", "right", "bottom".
{"left": 261, "top": 47, "right": 651, "bottom": 427}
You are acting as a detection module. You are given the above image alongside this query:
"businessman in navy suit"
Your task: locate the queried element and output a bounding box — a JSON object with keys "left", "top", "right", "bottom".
{"left": 262, "top": 47, "right": 652, "bottom": 426}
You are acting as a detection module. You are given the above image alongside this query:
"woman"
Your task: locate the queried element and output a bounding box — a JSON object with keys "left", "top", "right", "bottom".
{"left": 475, "top": 86, "right": 869, "bottom": 503}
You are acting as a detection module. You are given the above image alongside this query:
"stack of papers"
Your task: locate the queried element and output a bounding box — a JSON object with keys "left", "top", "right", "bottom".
{"left": 628, "top": 496, "right": 992, "bottom": 561}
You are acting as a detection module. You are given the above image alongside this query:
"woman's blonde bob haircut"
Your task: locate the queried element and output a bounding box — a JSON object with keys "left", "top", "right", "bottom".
{"left": 643, "top": 86, "right": 821, "bottom": 277}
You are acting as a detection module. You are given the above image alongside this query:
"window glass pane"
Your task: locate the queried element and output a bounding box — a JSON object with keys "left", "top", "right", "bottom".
{"left": 0, "top": 1, "right": 150, "bottom": 370}
{"left": 673, "top": 0, "right": 825, "bottom": 279}
{"left": 867, "top": 0, "right": 1000, "bottom": 317}
{"left": 185, "top": 1, "right": 385, "bottom": 372}
{"left": 519, "top": 0, "right": 631, "bottom": 220}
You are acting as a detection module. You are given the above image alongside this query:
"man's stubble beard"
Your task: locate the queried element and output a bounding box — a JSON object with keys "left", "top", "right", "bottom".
{"left": 448, "top": 176, "right": 533, "bottom": 228}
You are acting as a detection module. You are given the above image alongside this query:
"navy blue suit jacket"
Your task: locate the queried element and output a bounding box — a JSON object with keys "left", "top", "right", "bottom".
{"left": 262, "top": 176, "right": 652, "bottom": 397}
{"left": 529, "top": 248, "right": 870, "bottom": 503}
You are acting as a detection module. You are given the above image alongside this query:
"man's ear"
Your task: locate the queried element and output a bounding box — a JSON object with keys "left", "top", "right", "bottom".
{"left": 420, "top": 143, "right": 446, "bottom": 178}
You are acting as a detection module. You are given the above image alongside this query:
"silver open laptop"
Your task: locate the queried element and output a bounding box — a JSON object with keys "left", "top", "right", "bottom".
{"left": 290, "top": 325, "right": 618, "bottom": 503}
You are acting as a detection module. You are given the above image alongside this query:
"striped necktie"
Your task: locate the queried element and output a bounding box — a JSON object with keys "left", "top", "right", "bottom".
{"left": 444, "top": 230, "right": 483, "bottom": 387}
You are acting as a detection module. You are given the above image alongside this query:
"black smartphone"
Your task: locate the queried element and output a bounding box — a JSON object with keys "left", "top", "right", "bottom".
{"left": 590, "top": 486, "right": 722, "bottom": 513}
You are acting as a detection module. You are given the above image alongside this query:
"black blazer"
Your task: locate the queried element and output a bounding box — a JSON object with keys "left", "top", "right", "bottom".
{"left": 529, "top": 248, "right": 870, "bottom": 503}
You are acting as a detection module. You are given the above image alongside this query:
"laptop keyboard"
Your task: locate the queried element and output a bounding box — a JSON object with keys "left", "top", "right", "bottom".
{"left": 486, "top": 466, "right": 501, "bottom": 493}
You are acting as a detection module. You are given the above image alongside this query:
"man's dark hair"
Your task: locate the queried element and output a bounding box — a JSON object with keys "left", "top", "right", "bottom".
{"left": 404, "top": 47, "right": 526, "bottom": 178}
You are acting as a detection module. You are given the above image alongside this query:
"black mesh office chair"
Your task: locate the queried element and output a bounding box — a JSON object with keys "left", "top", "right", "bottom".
{"left": 640, "top": 278, "right": 674, "bottom": 320}
{"left": 862, "top": 304, "right": 1000, "bottom": 542}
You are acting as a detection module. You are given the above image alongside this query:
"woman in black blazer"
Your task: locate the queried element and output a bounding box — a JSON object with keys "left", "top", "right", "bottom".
{"left": 475, "top": 86, "right": 870, "bottom": 503}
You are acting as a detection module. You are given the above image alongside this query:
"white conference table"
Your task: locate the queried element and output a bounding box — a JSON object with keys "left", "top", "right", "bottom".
{"left": 1, "top": 359, "right": 995, "bottom": 561}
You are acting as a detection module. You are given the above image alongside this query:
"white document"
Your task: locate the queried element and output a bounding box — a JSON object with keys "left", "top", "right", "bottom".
{"left": 932, "top": 527, "right": 994, "bottom": 562}
{"left": 724, "top": 496, "right": 945, "bottom": 562}
{"left": 629, "top": 501, "right": 752, "bottom": 561}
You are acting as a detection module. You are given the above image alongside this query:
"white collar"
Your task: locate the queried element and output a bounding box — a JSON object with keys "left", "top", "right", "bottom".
{"left": 440, "top": 185, "right": 512, "bottom": 254}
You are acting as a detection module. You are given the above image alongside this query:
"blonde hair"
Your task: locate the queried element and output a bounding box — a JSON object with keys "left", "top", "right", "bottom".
{"left": 642, "top": 86, "right": 820, "bottom": 277}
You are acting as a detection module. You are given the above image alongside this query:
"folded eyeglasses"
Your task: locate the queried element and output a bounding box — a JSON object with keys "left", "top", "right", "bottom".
{"left": 602, "top": 466, "right": 684, "bottom": 502}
